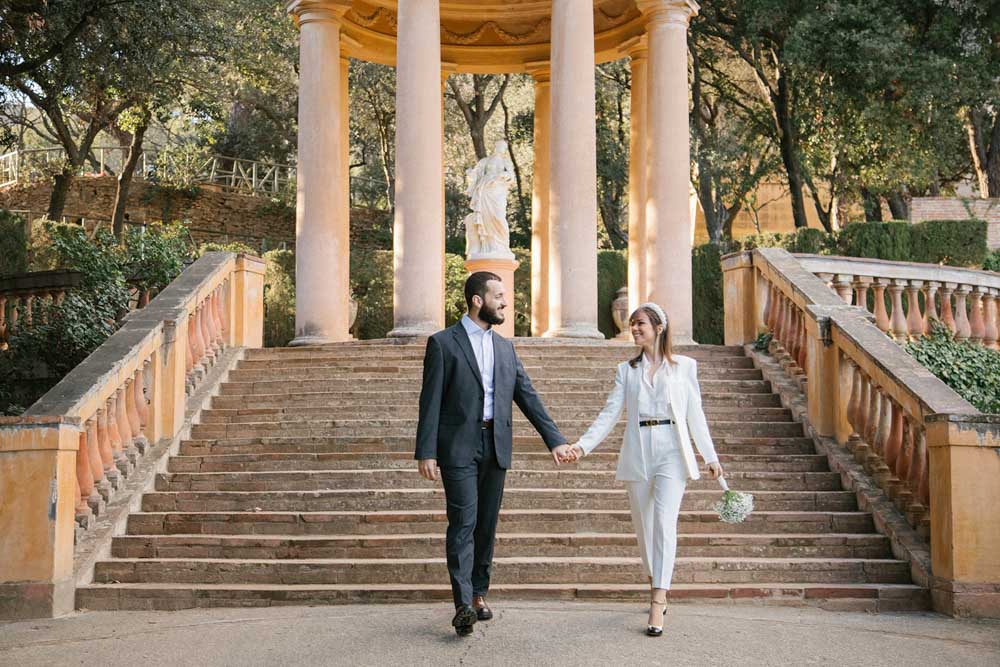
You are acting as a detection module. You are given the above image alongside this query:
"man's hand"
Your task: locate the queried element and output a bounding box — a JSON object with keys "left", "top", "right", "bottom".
{"left": 418, "top": 458, "right": 440, "bottom": 481}
{"left": 551, "top": 444, "right": 576, "bottom": 466}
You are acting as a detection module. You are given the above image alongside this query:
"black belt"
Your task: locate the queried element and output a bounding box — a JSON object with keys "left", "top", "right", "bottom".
{"left": 639, "top": 419, "right": 673, "bottom": 427}
{"left": 481, "top": 419, "right": 494, "bottom": 430}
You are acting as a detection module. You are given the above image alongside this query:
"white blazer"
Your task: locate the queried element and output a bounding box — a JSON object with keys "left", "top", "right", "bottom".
{"left": 576, "top": 354, "right": 719, "bottom": 482}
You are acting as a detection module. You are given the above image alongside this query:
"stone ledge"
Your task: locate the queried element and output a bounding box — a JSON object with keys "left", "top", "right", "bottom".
{"left": 745, "top": 345, "right": 934, "bottom": 592}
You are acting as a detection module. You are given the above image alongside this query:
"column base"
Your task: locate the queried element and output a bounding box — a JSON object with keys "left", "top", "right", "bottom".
{"left": 542, "top": 324, "right": 605, "bottom": 340}
{"left": 465, "top": 256, "right": 520, "bottom": 338}
{"left": 387, "top": 323, "right": 439, "bottom": 338}
{"left": 288, "top": 334, "right": 335, "bottom": 347}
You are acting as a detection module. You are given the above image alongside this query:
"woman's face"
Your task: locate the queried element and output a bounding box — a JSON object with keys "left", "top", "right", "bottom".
{"left": 630, "top": 310, "right": 663, "bottom": 348}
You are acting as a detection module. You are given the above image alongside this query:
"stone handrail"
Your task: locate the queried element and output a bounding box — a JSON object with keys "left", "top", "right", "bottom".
{"left": 724, "top": 248, "right": 1000, "bottom": 617}
{"left": 0, "top": 251, "right": 264, "bottom": 620}
{"left": 795, "top": 254, "right": 1000, "bottom": 349}
{"left": 0, "top": 270, "right": 82, "bottom": 348}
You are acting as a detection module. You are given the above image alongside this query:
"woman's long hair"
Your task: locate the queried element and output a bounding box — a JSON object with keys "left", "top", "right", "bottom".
{"left": 627, "top": 305, "right": 675, "bottom": 368}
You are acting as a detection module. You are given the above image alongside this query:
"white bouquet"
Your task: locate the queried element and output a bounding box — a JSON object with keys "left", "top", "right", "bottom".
{"left": 714, "top": 477, "right": 754, "bottom": 524}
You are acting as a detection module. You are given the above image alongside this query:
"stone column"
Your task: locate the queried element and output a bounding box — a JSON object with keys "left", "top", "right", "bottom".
{"left": 639, "top": 0, "right": 699, "bottom": 344}
{"left": 527, "top": 63, "right": 551, "bottom": 337}
{"left": 389, "top": 0, "right": 444, "bottom": 337}
{"left": 288, "top": 0, "right": 352, "bottom": 345}
{"left": 340, "top": 54, "right": 350, "bottom": 223}
{"left": 624, "top": 38, "right": 649, "bottom": 313}
{"left": 544, "top": 0, "right": 603, "bottom": 339}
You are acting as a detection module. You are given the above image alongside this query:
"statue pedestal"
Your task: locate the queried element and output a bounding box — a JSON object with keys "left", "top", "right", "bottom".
{"left": 465, "top": 256, "right": 520, "bottom": 338}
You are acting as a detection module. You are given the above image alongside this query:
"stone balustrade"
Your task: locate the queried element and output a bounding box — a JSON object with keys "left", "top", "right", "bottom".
{"left": 0, "top": 270, "right": 82, "bottom": 348}
{"left": 0, "top": 251, "right": 264, "bottom": 620}
{"left": 724, "top": 249, "right": 1000, "bottom": 617}
{"left": 796, "top": 255, "right": 1000, "bottom": 349}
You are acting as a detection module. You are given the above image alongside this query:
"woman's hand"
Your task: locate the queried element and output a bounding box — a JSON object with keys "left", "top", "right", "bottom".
{"left": 706, "top": 461, "right": 724, "bottom": 480}
{"left": 569, "top": 444, "right": 584, "bottom": 461}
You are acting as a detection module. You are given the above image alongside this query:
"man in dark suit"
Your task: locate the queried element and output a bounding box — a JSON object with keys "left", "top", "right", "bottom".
{"left": 416, "top": 271, "right": 572, "bottom": 636}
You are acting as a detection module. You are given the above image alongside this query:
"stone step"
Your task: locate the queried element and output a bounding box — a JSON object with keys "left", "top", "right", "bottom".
{"left": 75, "top": 581, "right": 931, "bottom": 612}
{"left": 210, "top": 391, "right": 785, "bottom": 411}
{"left": 235, "top": 356, "right": 759, "bottom": 370}
{"left": 92, "top": 556, "right": 913, "bottom": 586}
{"left": 186, "top": 420, "right": 804, "bottom": 440}
{"left": 223, "top": 367, "right": 765, "bottom": 383}
{"left": 217, "top": 378, "right": 774, "bottom": 395}
{"left": 155, "top": 469, "right": 844, "bottom": 493}
{"left": 198, "top": 406, "right": 794, "bottom": 425}
{"left": 241, "top": 344, "right": 747, "bottom": 361}
{"left": 177, "top": 436, "right": 819, "bottom": 457}
{"left": 167, "top": 452, "right": 831, "bottom": 474}
{"left": 140, "top": 488, "right": 857, "bottom": 513}
{"left": 111, "top": 532, "right": 893, "bottom": 560}
{"left": 127, "top": 509, "right": 877, "bottom": 537}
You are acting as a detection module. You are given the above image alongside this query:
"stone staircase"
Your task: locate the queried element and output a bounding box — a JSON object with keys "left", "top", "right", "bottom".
{"left": 76, "top": 342, "right": 930, "bottom": 612}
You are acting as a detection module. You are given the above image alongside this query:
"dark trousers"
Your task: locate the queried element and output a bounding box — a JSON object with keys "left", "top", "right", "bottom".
{"left": 439, "top": 425, "right": 507, "bottom": 609}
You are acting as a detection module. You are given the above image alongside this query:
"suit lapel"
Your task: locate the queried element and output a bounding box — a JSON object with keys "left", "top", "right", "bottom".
{"left": 452, "top": 323, "right": 484, "bottom": 388}
{"left": 492, "top": 331, "right": 508, "bottom": 391}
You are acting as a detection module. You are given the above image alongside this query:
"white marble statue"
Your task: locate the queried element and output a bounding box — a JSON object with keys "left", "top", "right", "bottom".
{"left": 463, "top": 140, "right": 516, "bottom": 260}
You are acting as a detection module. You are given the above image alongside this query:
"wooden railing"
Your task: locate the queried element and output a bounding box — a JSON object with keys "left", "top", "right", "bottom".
{"left": 723, "top": 249, "right": 1000, "bottom": 617}
{"left": 796, "top": 255, "right": 1000, "bottom": 349}
{"left": 0, "top": 251, "right": 264, "bottom": 620}
{"left": 0, "top": 270, "right": 82, "bottom": 349}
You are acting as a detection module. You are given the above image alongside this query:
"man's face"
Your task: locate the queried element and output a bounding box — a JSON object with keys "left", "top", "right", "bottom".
{"left": 477, "top": 279, "right": 506, "bottom": 326}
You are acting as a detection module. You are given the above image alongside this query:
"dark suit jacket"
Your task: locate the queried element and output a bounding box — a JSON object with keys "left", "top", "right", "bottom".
{"left": 415, "top": 322, "right": 566, "bottom": 469}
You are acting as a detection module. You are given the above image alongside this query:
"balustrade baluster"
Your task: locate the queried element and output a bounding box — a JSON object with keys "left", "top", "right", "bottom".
{"left": 122, "top": 381, "right": 139, "bottom": 461}
{"left": 983, "top": 288, "right": 999, "bottom": 350}
{"left": 795, "top": 307, "right": 808, "bottom": 370}
{"left": 75, "top": 431, "right": 95, "bottom": 518}
{"left": 765, "top": 283, "right": 778, "bottom": 333}
{"left": 134, "top": 366, "right": 150, "bottom": 449}
{"left": 816, "top": 273, "right": 834, "bottom": 290}
{"left": 914, "top": 429, "right": 930, "bottom": 509}
{"left": 833, "top": 274, "right": 853, "bottom": 304}
{"left": 96, "top": 407, "right": 118, "bottom": 486}
{"left": 852, "top": 276, "right": 870, "bottom": 313}
{"left": 846, "top": 359, "right": 861, "bottom": 438}
{"left": 84, "top": 417, "right": 104, "bottom": 499}
{"left": 108, "top": 394, "right": 127, "bottom": 474}
{"left": 953, "top": 286, "right": 972, "bottom": 341}
{"left": 213, "top": 287, "right": 225, "bottom": 348}
{"left": 888, "top": 280, "right": 907, "bottom": 340}
{"left": 23, "top": 294, "right": 34, "bottom": 326}
{"left": 884, "top": 399, "right": 903, "bottom": 472}
{"left": 871, "top": 278, "right": 890, "bottom": 333}
{"left": 864, "top": 381, "right": 881, "bottom": 453}
{"left": 968, "top": 287, "right": 986, "bottom": 344}
{"left": 9, "top": 296, "right": 20, "bottom": 334}
{"left": 939, "top": 283, "right": 956, "bottom": 334}
{"left": 185, "top": 314, "right": 196, "bottom": 392}
{"left": 219, "top": 280, "right": 229, "bottom": 338}
{"left": 904, "top": 280, "right": 924, "bottom": 339}
{"left": 193, "top": 303, "right": 207, "bottom": 367}
{"left": 922, "top": 281, "right": 940, "bottom": 333}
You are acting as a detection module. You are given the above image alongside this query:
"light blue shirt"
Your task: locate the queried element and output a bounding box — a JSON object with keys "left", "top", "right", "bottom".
{"left": 461, "top": 314, "right": 495, "bottom": 420}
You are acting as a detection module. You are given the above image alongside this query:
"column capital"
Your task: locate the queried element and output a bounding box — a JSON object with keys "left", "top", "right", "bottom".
{"left": 636, "top": 0, "right": 700, "bottom": 26}
{"left": 525, "top": 61, "right": 551, "bottom": 83}
{"left": 619, "top": 36, "right": 649, "bottom": 61}
{"left": 286, "top": 0, "right": 351, "bottom": 26}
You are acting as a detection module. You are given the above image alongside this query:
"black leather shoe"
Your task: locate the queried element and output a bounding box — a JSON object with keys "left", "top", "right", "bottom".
{"left": 473, "top": 595, "right": 493, "bottom": 621}
{"left": 452, "top": 604, "right": 477, "bottom": 636}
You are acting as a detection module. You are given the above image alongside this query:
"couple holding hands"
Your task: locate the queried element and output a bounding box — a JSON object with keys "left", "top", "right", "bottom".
{"left": 415, "top": 272, "right": 724, "bottom": 638}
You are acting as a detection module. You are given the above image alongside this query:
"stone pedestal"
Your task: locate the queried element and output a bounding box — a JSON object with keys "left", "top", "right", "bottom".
{"left": 465, "top": 257, "right": 520, "bottom": 338}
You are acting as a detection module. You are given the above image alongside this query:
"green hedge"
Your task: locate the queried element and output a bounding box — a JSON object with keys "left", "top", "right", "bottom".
{"left": 836, "top": 221, "right": 913, "bottom": 260}
{"left": 0, "top": 210, "right": 28, "bottom": 277}
{"left": 904, "top": 322, "right": 1000, "bottom": 413}
{"left": 263, "top": 249, "right": 296, "bottom": 347}
{"left": 909, "top": 219, "right": 988, "bottom": 267}
{"left": 984, "top": 250, "right": 1000, "bottom": 272}
{"left": 693, "top": 244, "right": 725, "bottom": 345}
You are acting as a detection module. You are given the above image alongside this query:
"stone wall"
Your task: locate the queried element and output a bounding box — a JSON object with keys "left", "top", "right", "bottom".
{"left": 910, "top": 197, "right": 1000, "bottom": 250}
{"left": 0, "top": 176, "right": 295, "bottom": 249}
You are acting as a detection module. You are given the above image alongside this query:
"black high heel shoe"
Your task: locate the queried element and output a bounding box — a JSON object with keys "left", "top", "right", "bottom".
{"left": 646, "top": 600, "right": 667, "bottom": 637}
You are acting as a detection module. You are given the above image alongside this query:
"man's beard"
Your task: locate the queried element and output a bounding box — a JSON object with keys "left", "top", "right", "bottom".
{"left": 480, "top": 303, "right": 505, "bottom": 326}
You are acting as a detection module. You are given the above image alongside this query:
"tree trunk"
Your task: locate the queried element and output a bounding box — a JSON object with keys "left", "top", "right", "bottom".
{"left": 112, "top": 109, "right": 151, "bottom": 239}
{"left": 773, "top": 74, "right": 809, "bottom": 229}
{"left": 599, "top": 199, "right": 628, "bottom": 249}
{"left": 47, "top": 168, "right": 74, "bottom": 221}
{"left": 887, "top": 190, "right": 909, "bottom": 220}
{"left": 987, "top": 112, "right": 1000, "bottom": 197}
{"left": 862, "top": 189, "right": 883, "bottom": 222}
{"left": 500, "top": 91, "right": 528, "bottom": 243}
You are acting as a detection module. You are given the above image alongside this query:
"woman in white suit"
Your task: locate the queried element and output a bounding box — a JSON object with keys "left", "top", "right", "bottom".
{"left": 568, "top": 303, "right": 723, "bottom": 636}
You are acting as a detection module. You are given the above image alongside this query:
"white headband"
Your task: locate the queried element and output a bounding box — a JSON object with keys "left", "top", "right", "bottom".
{"left": 639, "top": 302, "right": 668, "bottom": 329}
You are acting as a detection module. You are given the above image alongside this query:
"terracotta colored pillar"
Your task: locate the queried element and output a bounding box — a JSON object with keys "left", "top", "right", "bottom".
{"left": 527, "top": 63, "right": 551, "bottom": 337}
{"left": 389, "top": 0, "right": 444, "bottom": 337}
{"left": 544, "top": 0, "right": 602, "bottom": 339}
{"left": 341, "top": 54, "right": 350, "bottom": 220}
{"left": 639, "top": 0, "right": 699, "bottom": 344}
{"left": 288, "top": 0, "right": 352, "bottom": 345}
{"left": 625, "top": 38, "right": 648, "bottom": 313}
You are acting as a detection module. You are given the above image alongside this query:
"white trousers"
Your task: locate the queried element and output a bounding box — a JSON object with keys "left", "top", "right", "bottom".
{"left": 625, "top": 425, "right": 687, "bottom": 590}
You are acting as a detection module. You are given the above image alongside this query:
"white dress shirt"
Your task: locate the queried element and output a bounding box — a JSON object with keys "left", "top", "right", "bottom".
{"left": 638, "top": 354, "right": 676, "bottom": 421}
{"left": 461, "top": 314, "right": 495, "bottom": 420}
